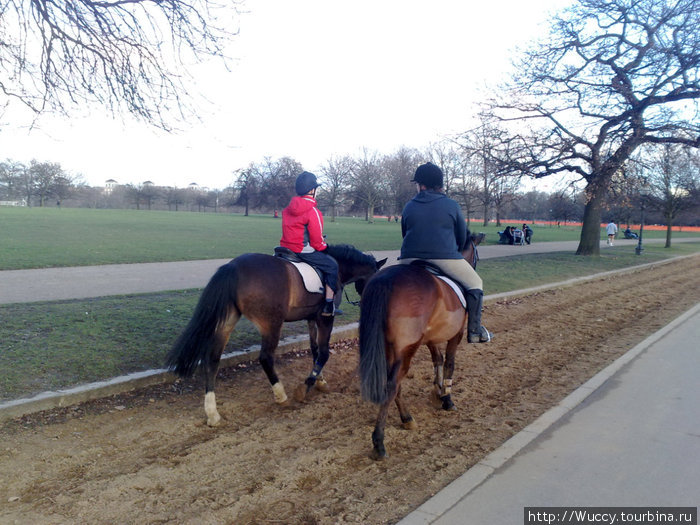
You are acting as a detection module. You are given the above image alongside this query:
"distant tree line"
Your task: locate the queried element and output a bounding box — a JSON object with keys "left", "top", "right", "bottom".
{"left": 2, "top": 139, "right": 698, "bottom": 234}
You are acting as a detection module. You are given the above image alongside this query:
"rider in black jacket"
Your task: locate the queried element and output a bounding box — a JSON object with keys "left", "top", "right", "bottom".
{"left": 400, "top": 162, "right": 492, "bottom": 343}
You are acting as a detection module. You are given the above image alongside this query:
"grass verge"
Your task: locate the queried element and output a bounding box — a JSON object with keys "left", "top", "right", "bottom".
{"left": 2, "top": 207, "right": 697, "bottom": 270}
{"left": 1, "top": 243, "right": 698, "bottom": 402}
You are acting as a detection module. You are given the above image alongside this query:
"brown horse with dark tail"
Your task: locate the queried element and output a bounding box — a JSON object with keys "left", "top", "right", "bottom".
{"left": 358, "top": 233, "right": 485, "bottom": 459}
{"left": 167, "top": 244, "right": 385, "bottom": 426}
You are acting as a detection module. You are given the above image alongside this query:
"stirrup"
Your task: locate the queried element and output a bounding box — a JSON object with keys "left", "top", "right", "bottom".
{"left": 468, "top": 326, "right": 492, "bottom": 343}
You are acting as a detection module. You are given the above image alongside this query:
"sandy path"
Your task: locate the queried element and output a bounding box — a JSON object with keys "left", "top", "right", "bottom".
{"left": 1, "top": 256, "right": 698, "bottom": 525}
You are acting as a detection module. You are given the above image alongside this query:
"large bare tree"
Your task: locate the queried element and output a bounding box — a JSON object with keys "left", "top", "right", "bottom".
{"left": 485, "top": 0, "right": 700, "bottom": 255}
{"left": 1, "top": 0, "right": 234, "bottom": 128}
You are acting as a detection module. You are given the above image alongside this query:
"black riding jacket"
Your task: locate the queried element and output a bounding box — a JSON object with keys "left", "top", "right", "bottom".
{"left": 400, "top": 190, "right": 467, "bottom": 260}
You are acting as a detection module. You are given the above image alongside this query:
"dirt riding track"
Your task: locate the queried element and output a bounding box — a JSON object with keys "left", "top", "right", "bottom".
{"left": 1, "top": 256, "right": 699, "bottom": 525}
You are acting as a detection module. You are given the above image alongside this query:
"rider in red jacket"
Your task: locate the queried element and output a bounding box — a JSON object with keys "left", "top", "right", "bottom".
{"left": 280, "top": 171, "right": 338, "bottom": 316}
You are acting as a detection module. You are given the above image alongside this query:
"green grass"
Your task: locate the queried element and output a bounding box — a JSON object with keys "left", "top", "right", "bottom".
{"left": 1, "top": 243, "right": 698, "bottom": 402}
{"left": 2, "top": 207, "right": 697, "bottom": 270}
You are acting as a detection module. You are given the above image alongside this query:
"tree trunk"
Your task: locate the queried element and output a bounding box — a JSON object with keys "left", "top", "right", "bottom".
{"left": 576, "top": 183, "right": 605, "bottom": 256}
{"left": 482, "top": 203, "right": 489, "bottom": 226}
{"left": 367, "top": 203, "right": 375, "bottom": 223}
{"left": 665, "top": 217, "right": 673, "bottom": 248}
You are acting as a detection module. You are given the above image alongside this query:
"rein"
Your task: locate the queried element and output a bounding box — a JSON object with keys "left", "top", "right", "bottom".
{"left": 344, "top": 288, "right": 361, "bottom": 306}
{"left": 470, "top": 239, "right": 480, "bottom": 269}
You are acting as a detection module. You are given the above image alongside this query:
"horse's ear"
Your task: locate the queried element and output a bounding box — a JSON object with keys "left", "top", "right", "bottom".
{"left": 376, "top": 258, "right": 388, "bottom": 269}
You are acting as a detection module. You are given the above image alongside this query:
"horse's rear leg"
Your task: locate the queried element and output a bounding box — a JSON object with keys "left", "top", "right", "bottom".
{"left": 371, "top": 349, "right": 417, "bottom": 460}
{"left": 204, "top": 311, "right": 240, "bottom": 426}
{"left": 428, "top": 343, "right": 445, "bottom": 404}
{"left": 395, "top": 384, "right": 417, "bottom": 430}
{"left": 258, "top": 326, "right": 288, "bottom": 405}
{"left": 439, "top": 333, "right": 464, "bottom": 411}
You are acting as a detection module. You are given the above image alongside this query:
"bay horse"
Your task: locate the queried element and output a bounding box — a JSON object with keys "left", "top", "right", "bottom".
{"left": 358, "top": 232, "right": 485, "bottom": 459}
{"left": 166, "top": 244, "right": 386, "bottom": 426}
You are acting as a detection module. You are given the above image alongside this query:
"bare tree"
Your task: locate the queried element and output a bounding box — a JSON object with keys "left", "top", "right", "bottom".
{"left": 425, "top": 141, "right": 461, "bottom": 197}
{"left": 0, "top": 159, "right": 27, "bottom": 200}
{"left": 457, "top": 124, "right": 509, "bottom": 226}
{"left": 28, "top": 160, "right": 66, "bottom": 206}
{"left": 485, "top": 0, "right": 700, "bottom": 255}
{"left": 318, "top": 155, "right": 353, "bottom": 222}
{"left": 349, "top": 148, "right": 385, "bottom": 223}
{"left": 642, "top": 144, "right": 700, "bottom": 246}
{"left": 1, "top": 0, "right": 236, "bottom": 128}
{"left": 382, "top": 147, "right": 419, "bottom": 218}
{"left": 450, "top": 153, "right": 482, "bottom": 227}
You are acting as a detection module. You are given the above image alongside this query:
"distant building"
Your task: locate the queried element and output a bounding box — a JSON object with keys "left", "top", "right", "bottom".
{"left": 104, "top": 179, "right": 118, "bottom": 194}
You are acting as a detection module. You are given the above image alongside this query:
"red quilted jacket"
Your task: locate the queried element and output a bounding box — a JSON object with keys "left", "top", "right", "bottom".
{"left": 280, "top": 195, "right": 328, "bottom": 253}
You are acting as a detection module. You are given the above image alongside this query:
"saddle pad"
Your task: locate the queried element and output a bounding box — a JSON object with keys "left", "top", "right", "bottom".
{"left": 436, "top": 275, "right": 466, "bottom": 309}
{"left": 289, "top": 261, "right": 324, "bottom": 294}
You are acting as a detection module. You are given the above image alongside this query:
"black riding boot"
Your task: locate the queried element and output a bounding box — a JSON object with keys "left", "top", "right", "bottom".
{"left": 466, "top": 289, "right": 492, "bottom": 343}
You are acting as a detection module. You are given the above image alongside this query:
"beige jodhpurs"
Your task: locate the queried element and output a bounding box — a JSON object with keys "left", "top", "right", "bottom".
{"left": 400, "top": 258, "right": 483, "bottom": 291}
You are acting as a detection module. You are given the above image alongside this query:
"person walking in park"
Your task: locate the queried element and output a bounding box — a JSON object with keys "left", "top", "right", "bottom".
{"left": 522, "top": 223, "right": 533, "bottom": 244}
{"left": 399, "top": 162, "right": 492, "bottom": 343}
{"left": 280, "top": 171, "right": 338, "bottom": 316}
{"left": 606, "top": 221, "right": 618, "bottom": 246}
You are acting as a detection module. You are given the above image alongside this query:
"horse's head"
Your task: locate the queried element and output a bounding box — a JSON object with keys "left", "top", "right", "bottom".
{"left": 462, "top": 232, "right": 486, "bottom": 269}
{"left": 324, "top": 244, "right": 387, "bottom": 296}
{"left": 353, "top": 257, "right": 387, "bottom": 296}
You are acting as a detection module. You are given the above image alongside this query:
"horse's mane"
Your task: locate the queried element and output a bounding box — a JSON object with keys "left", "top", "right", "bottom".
{"left": 325, "top": 243, "right": 377, "bottom": 267}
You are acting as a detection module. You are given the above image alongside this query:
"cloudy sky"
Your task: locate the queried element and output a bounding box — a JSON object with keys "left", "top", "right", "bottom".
{"left": 2, "top": 0, "right": 571, "bottom": 190}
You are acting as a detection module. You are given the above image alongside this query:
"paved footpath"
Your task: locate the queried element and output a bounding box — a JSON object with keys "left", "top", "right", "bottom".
{"left": 1, "top": 238, "right": 693, "bottom": 304}
{"left": 399, "top": 303, "right": 700, "bottom": 524}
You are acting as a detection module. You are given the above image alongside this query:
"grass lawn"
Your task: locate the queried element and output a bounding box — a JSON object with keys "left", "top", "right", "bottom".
{"left": 1, "top": 242, "right": 698, "bottom": 402}
{"left": 2, "top": 207, "right": 697, "bottom": 270}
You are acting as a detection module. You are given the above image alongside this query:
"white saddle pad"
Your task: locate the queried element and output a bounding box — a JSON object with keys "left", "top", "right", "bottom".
{"left": 289, "top": 261, "right": 324, "bottom": 294}
{"left": 436, "top": 275, "right": 466, "bottom": 309}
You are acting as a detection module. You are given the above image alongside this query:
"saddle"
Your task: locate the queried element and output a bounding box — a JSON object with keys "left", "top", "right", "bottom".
{"left": 273, "top": 247, "right": 324, "bottom": 294}
{"left": 409, "top": 260, "right": 467, "bottom": 309}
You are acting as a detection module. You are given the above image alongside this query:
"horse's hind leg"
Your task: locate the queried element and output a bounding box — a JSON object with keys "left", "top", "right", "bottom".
{"left": 428, "top": 343, "right": 445, "bottom": 404}
{"left": 258, "top": 325, "right": 288, "bottom": 404}
{"left": 439, "top": 333, "right": 464, "bottom": 411}
{"left": 204, "top": 310, "right": 240, "bottom": 426}
{"left": 371, "top": 348, "right": 417, "bottom": 460}
{"left": 395, "top": 384, "right": 417, "bottom": 430}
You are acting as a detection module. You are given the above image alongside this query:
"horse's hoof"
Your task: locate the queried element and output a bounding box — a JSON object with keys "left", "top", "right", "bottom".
{"left": 294, "top": 383, "right": 308, "bottom": 403}
{"left": 402, "top": 419, "right": 418, "bottom": 431}
{"left": 440, "top": 395, "right": 456, "bottom": 411}
{"left": 370, "top": 448, "right": 387, "bottom": 461}
{"left": 206, "top": 414, "right": 221, "bottom": 427}
{"left": 272, "top": 382, "right": 288, "bottom": 404}
{"left": 315, "top": 378, "right": 331, "bottom": 393}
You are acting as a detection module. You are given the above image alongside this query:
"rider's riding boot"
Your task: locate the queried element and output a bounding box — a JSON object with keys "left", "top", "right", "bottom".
{"left": 466, "top": 289, "right": 492, "bottom": 343}
{"left": 321, "top": 299, "right": 335, "bottom": 317}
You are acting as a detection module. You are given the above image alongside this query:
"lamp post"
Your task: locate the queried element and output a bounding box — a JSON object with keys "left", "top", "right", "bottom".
{"left": 635, "top": 182, "right": 649, "bottom": 255}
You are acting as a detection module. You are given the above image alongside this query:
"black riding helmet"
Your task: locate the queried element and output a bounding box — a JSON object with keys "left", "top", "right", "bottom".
{"left": 295, "top": 171, "right": 321, "bottom": 195}
{"left": 411, "top": 162, "right": 443, "bottom": 189}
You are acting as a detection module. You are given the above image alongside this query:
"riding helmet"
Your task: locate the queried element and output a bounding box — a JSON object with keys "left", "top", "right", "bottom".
{"left": 295, "top": 171, "right": 321, "bottom": 195}
{"left": 411, "top": 162, "right": 444, "bottom": 189}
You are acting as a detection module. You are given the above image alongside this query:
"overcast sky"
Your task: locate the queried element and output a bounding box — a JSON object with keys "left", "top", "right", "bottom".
{"left": 2, "top": 0, "right": 571, "bottom": 190}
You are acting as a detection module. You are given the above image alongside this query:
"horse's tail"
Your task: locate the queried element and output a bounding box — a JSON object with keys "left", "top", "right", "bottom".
{"left": 166, "top": 262, "right": 239, "bottom": 378}
{"left": 358, "top": 272, "right": 393, "bottom": 405}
